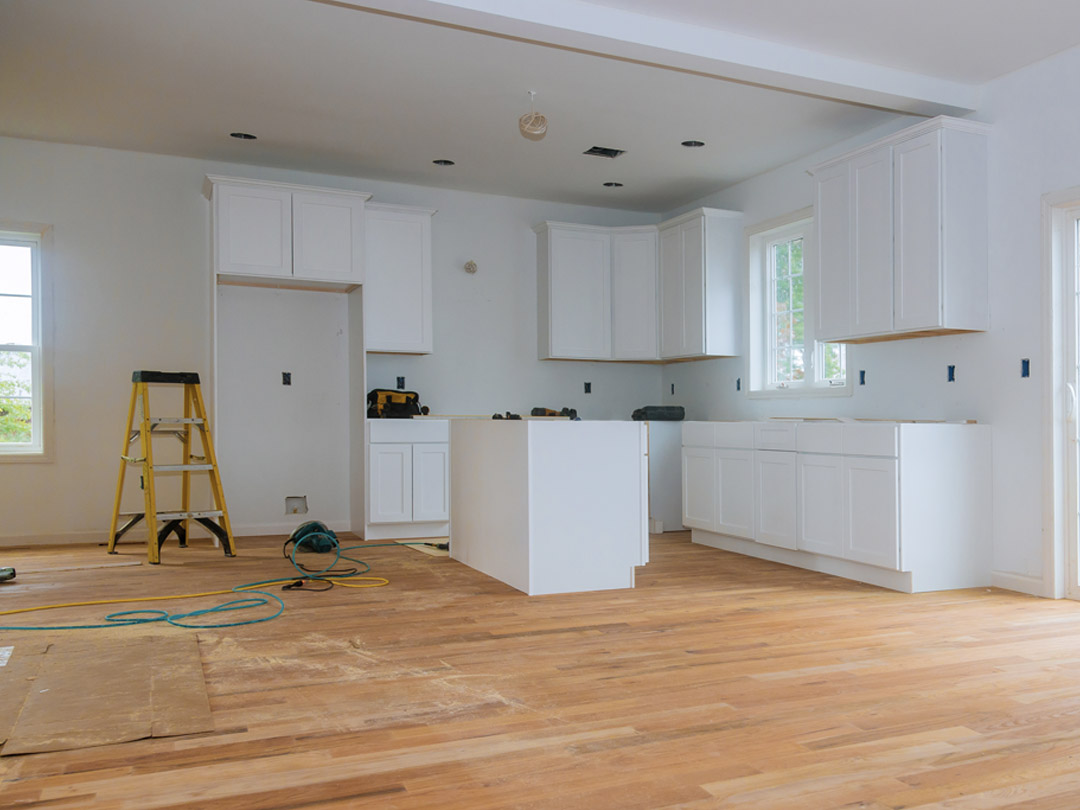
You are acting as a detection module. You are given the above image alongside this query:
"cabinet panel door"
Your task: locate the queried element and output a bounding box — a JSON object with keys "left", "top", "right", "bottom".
{"left": 797, "top": 453, "right": 844, "bottom": 558}
{"left": 843, "top": 456, "right": 899, "bottom": 569}
{"left": 659, "top": 226, "right": 684, "bottom": 357}
{"left": 369, "top": 443, "right": 413, "bottom": 524}
{"left": 851, "top": 145, "right": 894, "bottom": 336}
{"left": 755, "top": 450, "right": 796, "bottom": 549}
{"left": 216, "top": 184, "right": 292, "bottom": 277}
{"left": 611, "top": 230, "right": 658, "bottom": 360}
{"left": 814, "top": 162, "right": 851, "bottom": 341}
{"left": 716, "top": 448, "right": 755, "bottom": 539}
{"left": 548, "top": 229, "right": 611, "bottom": 358}
{"left": 894, "top": 131, "right": 943, "bottom": 331}
{"left": 293, "top": 192, "right": 364, "bottom": 283}
{"left": 682, "top": 447, "right": 715, "bottom": 530}
{"left": 364, "top": 208, "right": 433, "bottom": 353}
{"left": 412, "top": 443, "right": 449, "bottom": 522}
{"left": 680, "top": 219, "right": 706, "bottom": 356}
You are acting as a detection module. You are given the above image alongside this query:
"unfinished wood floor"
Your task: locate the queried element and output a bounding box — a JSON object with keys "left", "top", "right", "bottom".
{"left": 3, "top": 533, "right": 1080, "bottom": 809}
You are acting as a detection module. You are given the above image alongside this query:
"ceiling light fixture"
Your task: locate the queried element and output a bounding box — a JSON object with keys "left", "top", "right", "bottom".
{"left": 681, "top": 139, "right": 705, "bottom": 148}
{"left": 603, "top": 182, "right": 624, "bottom": 188}
{"left": 433, "top": 159, "right": 455, "bottom": 166}
{"left": 519, "top": 91, "right": 548, "bottom": 140}
{"left": 229, "top": 132, "right": 257, "bottom": 140}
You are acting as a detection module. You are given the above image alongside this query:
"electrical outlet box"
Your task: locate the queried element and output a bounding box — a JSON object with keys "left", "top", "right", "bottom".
{"left": 396, "top": 376, "right": 405, "bottom": 390}
{"left": 1021, "top": 358, "right": 1030, "bottom": 378}
{"left": 736, "top": 377, "right": 741, "bottom": 392}
{"left": 282, "top": 372, "right": 291, "bottom": 386}
{"left": 584, "top": 382, "right": 592, "bottom": 394}
{"left": 859, "top": 370, "right": 866, "bottom": 386}
{"left": 947, "top": 365, "right": 956, "bottom": 382}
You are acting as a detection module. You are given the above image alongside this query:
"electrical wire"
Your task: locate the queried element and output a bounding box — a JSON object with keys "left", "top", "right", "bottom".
{"left": 0, "top": 533, "right": 432, "bottom": 631}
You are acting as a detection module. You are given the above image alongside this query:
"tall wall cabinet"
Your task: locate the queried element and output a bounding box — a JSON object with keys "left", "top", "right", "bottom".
{"left": 535, "top": 207, "right": 742, "bottom": 362}
{"left": 810, "top": 116, "right": 990, "bottom": 343}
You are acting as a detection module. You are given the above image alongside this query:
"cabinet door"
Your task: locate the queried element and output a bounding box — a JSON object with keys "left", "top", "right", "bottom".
{"left": 293, "top": 192, "right": 364, "bottom": 284}
{"left": 814, "top": 162, "right": 850, "bottom": 341}
{"left": 797, "top": 453, "right": 844, "bottom": 558}
{"left": 364, "top": 207, "right": 433, "bottom": 353}
{"left": 547, "top": 228, "right": 611, "bottom": 358}
{"left": 716, "top": 448, "right": 755, "bottom": 539}
{"left": 893, "top": 130, "right": 943, "bottom": 331}
{"left": 682, "top": 446, "right": 715, "bottom": 530}
{"left": 755, "top": 450, "right": 796, "bottom": 549}
{"left": 659, "top": 225, "right": 684, "bottom": 357}
{"left": 850, "top": 144, "right": 894, "bottom": 336}
{"left": 369, "top": 443, "right": 413, "bottom": 523}
{"left": 611, "top": 229, "right": 658, "bottom": 360}
{"left": 843, "top": 456, "right": 899, "bottom": 569}
{"left": 412, "top": 442, "right": 449, "bottom": 522}
{"left": 215, "top": 183, "right": 292, "bottom": 278}
{"left": 680, "top": 218, "right": 706, "bottom": 356}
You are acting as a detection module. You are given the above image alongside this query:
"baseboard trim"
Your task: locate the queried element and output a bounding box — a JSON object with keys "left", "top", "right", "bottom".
{"left": 0, "top": 530, "right": 106, "bottom": 548}
{"left": 991, "top": 570, "right": 1050, "bottom": 598}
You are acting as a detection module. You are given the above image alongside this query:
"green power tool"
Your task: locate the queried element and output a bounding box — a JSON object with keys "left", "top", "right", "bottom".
{"left": 0, "top": 568, "right": 15, "bottom": 582}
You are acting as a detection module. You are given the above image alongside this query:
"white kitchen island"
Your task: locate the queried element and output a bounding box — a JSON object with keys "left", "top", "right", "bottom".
{"left": 449, "top": 419, "right": 649, "bottom": 595}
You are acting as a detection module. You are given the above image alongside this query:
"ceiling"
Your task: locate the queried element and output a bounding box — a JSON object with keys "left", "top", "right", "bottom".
{"left": 2, "top": 0, "right": 1079, "bottom": 212}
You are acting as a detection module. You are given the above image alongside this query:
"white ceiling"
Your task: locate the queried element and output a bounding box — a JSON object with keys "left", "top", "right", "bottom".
{"left": 2, "top": 0, "right": 1079, "bottom": 212}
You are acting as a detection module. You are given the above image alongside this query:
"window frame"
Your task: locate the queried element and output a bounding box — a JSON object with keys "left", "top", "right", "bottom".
{"left": 0, "top": 225, "right": 52, "bottom": 460}
{"left": 746, "top": 208, "right": 852, "bottom": 399}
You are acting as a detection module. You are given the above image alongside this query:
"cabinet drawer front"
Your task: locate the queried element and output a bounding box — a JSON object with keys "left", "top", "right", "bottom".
{"left": 713, "top": 421, "right": 755, "bottom": 449}
{"left": 796, "top": 422, "right": 843, "bottom": 454}
{"left": 682, "top": 421, "right": 714, "bottom": 448}
{"left": 755, "top": 421, "right": 797, "bottom": 451}
{"left": 370, "top": 419, "right": 449, "bottom": 444}
{"left": 842, "top": 424, "right": 898, "bottom": 457}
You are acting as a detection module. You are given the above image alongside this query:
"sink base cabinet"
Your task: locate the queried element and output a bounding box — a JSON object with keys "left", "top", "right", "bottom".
{"left": 684, "top": 422, "right": 991, "bottom": 593}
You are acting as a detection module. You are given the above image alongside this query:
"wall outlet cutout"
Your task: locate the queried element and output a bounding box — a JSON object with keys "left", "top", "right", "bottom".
{"left": 285, "top": 495, "right": 308, "bottom": 515}
{"left": 282, "top": 372, "right": 291, "bottom": 386}
{"left": 396, "top": 376, "right": 405, "bottom": 390}
{"left": 859, "top": 369, "right": 866, "bottom": 386}
{"left": 584, "top": 381, "right": 592, "bottom": 394}
{"left": 670, "top": 383, "right": 675, "bottom": 395}
{"left": 736, "top": 377, "right": 741, "bottom": 392}
{"left": 1021, "top": 358, "right": 1030, "bottom": 378}
{"left": 947, "top": 364, "right": 956, "bottom": 382}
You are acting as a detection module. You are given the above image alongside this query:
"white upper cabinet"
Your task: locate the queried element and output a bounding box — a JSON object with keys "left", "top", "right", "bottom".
{"left": 535, "top": 222, "right": 657, "bottom": 361}
{"left": 611, "top": 228, "right": 659, "bottom": 360}
{"left": 364, "top": 203, "right": 435, "bottom": 354}
{"left": 206, "top": 176, "right": 370, "bottom": 290}
{"left": 658, "top": 208, "right": 742, "bottom": 359}
{"left": 810, "top": 116, "right": 989, "bottom": 343}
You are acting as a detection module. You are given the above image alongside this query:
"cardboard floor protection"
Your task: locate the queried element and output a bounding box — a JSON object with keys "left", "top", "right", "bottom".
{"left": 394, "top": 539, "right": 450, "bottom": 557}
{"left": 0, "top": 635, "right": 213, "bottom": 756}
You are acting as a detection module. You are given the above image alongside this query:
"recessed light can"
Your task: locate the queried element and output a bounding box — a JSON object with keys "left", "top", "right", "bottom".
{"left": 681, "top": 139, "right": 705, "bottom": 148}
{"left": 433, "top": 159, "right": 455, "bottom": 166}
{"left": 603, "top": 181, "right": 624, "bottom": 188}
{"left": 229, "top": 132, "right": 257, "bottom": 140}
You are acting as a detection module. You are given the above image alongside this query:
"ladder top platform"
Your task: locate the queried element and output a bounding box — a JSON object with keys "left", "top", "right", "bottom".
{"left": 132, "top": 370, "right": 201, "bottom": 384}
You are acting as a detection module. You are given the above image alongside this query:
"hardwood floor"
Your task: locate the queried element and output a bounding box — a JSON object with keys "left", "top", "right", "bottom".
{"left": 3, "top": 532, "right": 1080, "bottom": 808}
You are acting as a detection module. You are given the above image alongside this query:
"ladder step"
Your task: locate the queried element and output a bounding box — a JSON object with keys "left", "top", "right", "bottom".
{"left": 150, "top": 417, "right": 205, "bottom": 425}
{"left": 154, "top": 464, "right": 215, "bottom": 472}
{"left": 119, "top": 510, "right": 224, "bottom": 520}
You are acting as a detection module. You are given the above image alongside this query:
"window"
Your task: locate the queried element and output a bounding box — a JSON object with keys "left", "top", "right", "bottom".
{"left": 0, "top": 231, "right": 45, "bottom": 455}
{"left": 747, "top": 210, "right": 848, "bottom": 396}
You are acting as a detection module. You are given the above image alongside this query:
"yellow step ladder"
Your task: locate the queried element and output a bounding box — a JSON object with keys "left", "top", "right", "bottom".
{"left": 107, "top": 371, "right": 236, "bottom": 564}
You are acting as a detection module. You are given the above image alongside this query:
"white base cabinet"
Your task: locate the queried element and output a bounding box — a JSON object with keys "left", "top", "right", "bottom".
{"left": 683, "top": 420, "right": 991, "bottom": 593}
{"left": 366, "top": 420, "right": 449, "bottom": 540}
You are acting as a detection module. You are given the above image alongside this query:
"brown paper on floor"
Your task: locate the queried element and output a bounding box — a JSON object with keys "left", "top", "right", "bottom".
{"left": 0, "top": 635, "right": 213, "bottom": 756}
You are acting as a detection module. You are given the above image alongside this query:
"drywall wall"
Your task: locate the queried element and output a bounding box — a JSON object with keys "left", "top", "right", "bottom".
{"left": 659, "top": 42, "right": 1080, "bottom": 595}
{"left": 0, "top": 136, "right": 662, "bottom": 544}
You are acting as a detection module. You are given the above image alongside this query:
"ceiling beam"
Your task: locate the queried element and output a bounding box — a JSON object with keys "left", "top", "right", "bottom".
{"left": 327, "top": 0, "right": 980, "bottom": 115}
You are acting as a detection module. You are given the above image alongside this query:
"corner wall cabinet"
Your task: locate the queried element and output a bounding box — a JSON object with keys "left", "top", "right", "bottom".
{"left": 366, "top": 419, "right": 449, "bottom": 541}
{"left": 535, "top": 222, "right": 658, "bottom": 360}
{"left": 206, "top": 175, "right": 370, "bottom": 290}
{"left": 810, "top": 116, "right": 990, "bottom": 343}
{"left": 659, "top": 208, "right": 743, "bottom": 359}
{"left": 682, "top": 420, "right": 991, "bottom": 593}
{"left": 364, "top": 203, "right": 435, "bottom": 354}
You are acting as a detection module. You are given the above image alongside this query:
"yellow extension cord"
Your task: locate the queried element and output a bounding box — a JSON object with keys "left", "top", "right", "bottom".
{"left": 0, "top": 576, "right": 390, "bottom": 618}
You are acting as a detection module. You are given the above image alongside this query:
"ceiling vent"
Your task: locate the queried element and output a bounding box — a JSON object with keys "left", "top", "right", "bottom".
{"left": 583, "top": 146, "right": 626, "bottom": 159}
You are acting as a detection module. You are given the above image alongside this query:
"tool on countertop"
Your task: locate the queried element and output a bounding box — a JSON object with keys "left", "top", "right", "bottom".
{"left": 631, "top": 405, "right": 685, "bottom": 421}
{"left": 530, "top": 407, "right": 579, "bottom": 420}
{"left": 367, "top": 389, "right": 429, "bottom": 418}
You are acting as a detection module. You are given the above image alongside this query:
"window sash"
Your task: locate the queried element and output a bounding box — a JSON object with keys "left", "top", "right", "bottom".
{"left": 0, "top": 233, "right": 43, "bottom": 454}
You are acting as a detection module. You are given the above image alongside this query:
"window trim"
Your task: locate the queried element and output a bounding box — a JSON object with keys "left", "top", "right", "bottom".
{"left": 745, "top": 208, "right": 852, "bottom": 399}
{"left": 0, "top": 223, "right": 53, "bottom": 461}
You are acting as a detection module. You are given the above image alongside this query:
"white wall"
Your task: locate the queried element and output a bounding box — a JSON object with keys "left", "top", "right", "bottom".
{"left": 0, "top": 136, "right": 662, "bottom": 544}
{"left": 658, "top": 42, "right": 1080, "bottom": 595}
